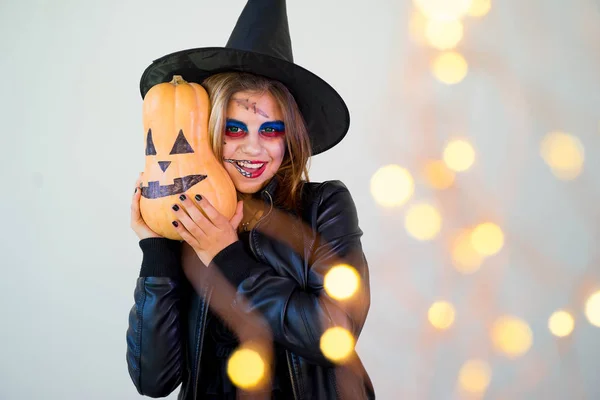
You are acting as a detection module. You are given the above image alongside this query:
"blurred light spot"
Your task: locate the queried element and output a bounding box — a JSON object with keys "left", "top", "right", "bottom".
{"left": 425, "top": 19, "right": 464, "bottom": 50}
{"left": 405, "top": 203, "right": 442, "bottom": 240}
{"left": 458, "top": 359, "right": 492, "bottom": 394}
{"left": 414, "top": 0, "right": 474, "bottom": 21}
{"left": 548, "top": 310, "right": 574, "bottom": 337}
{"left": 320, "top": 327, "right": 355, "bottom": 362}
{"left": 324, "top": 264, "right": 360, "bottom": 300}
{"left": 540, "top": 131, "right": 585, "bottom": 180}
{"left": 428, "top": 301, "right": 456, "bottom": 330}
{"left": 424, "top": 160, "right": 455, "bottom": 189}
{"left": 491, "top": 316, "right": 533, "bottom": 358}
{"left": 451, "top": 229, "right": 483, "bottom": 274}
{"left": 227, "top": 347, "right": 265, "bottom": 390}
{"left": 471, "top": 222, "right": 504, "bottom": 256}
{"left": 467, "top": 0, "right": 491, "bottom": 17}
{"left": 432, "top": 51, "right": 468, "bottom": 84}
{"left": 585, "top": 291, "right": 600, "bottom": 327}
{"left": 370, "top": 165, "right": 414, "bottom": 208}
{"left": 409, "top": 9, "right": 428, "bottom": 45}
{"left": 443, "top": 139, "right": 475, "bottom": 172}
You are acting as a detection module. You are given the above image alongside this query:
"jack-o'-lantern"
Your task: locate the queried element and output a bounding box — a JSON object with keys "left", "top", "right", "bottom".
{"left": 140, "top": 75, "right": 237, "bottom": 240}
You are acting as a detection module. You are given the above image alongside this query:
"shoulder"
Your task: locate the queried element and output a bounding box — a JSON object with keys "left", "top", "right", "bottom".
{"left": 300, "top": 180, "right": 358, "bottom": 222}
{"left": 301, "top": 180, "right": 352, "bottom": 205}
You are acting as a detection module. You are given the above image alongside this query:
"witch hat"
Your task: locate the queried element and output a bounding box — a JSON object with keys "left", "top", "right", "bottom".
{"left": 139, "top": 0, "right": 350, "bottom": 155}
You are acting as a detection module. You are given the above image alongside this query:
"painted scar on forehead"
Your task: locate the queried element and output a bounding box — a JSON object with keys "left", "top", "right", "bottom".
{"left": 232, "top": 97, "right": 270, "bottom": 118}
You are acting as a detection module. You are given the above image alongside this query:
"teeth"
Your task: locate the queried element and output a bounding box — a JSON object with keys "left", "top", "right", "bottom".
{"left": 236, "top": 161, "right": 265, "bottom": 169}
{"left": 224, "top": 159, "right": 265, "bottom": 177}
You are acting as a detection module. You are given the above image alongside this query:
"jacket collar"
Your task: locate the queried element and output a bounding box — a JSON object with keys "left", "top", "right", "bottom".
{"left": 259, "top": 175, "right": 279, "bottom": 200}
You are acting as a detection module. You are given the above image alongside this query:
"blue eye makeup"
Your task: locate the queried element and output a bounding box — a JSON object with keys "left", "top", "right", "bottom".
{"left": 260, "top": 120, "right": 285, "bottom": 136}
{"left": 224, "top": 119, "right": 285, "bottom": 138}
{"left": 225, "top": 119, "right": 248, "bottom": 136}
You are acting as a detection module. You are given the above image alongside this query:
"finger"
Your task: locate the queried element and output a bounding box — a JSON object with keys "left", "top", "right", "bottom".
{"left": 131, "top": 185, "right": 142, "bottom": 213}
{"left": 171, "top": 219, "right": 201, "bottom": 249}
{"left": 193, "top": 194, "right": 229, "bottom": 228}
{"left": 133, "top": 172, "right": 143, "bottom": 196}
{"left": 230, "top": 201, "right": 244, "bottom": 230}
{"left": 171, "top": 196, "right": 209, "bottom": 241}
{"left": 179, "top": 194, "right": 221, "bottom": 234}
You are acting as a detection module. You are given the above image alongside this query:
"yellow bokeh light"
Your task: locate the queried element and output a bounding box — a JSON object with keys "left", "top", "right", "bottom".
{"left": 320, "top": 327, "right": 355, "bottom": 362}
{"left": 324, "top": 264, "right": 360, "bottom": 301}
{"left": 443, "top": 139, "right": 475, "bottom": 172}
{"left": 491, "top": 316, "right": 533, "bottom": 358}
{"left": 370, "top": 165, "right": 414, "bottom": 208}
{"left": 428, "top": 301, "right": 456, "bottom": 330}
{"left": 540, "top": 131, "right": 585, "bottom": 180}
{"left": 424, "top": 160, "right": 455, "bottom": 189}
{"left": 470, "top": 222, "right": 504, "bottom": 256}
{"left": 458, "top": 359, "right": 492, "bottom": 394}
{"left": 425, "top": 19, "right": 464, "bottom": 50}
{"left": 414, "top": 0, "right": 474, "bottom": 21}
{"left": 468, "top": 0, "right": 491, "bottom": 17}
{"left": 548, "top": 310, "right": 574, "bottom": 337}
{"left": 585, "top": 291, "right": 600, "bottom": 327}
{"left": 409, "top": 9, "right": 428, "bottom": 45}
{"left": 405, "top": 203, "right": 442, "bottom": 240}
{"left": 431, "top": 51, "right": 468, "bottom": 84}
{"left": 227, "top": 347, "right": 265, "bottom": 390}
{"left": 451, "top": 229, "right": 483, "bottom": 274}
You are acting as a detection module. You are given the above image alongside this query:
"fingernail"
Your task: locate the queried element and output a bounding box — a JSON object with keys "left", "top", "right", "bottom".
{"left": 179, "top": 194, "right": 186, "bottom": 201}
{"left": 195, "top": 194, "right": 202, "bottom": 201}
{"left": 172, "top": 204, "right": 179, "bottom": 211}
{"left": 134, "top": 188, "right": 137, "bottom": 194}
{"left": 172, "top": 221, "right": 179, "bottom": 227}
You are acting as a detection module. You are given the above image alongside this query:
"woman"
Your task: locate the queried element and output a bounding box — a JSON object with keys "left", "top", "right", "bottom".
{"left": 126, "top": 1, "right": 374, "bottom": 399}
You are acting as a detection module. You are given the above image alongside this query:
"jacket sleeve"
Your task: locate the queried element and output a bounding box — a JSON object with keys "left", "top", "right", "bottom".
{"left": 209, "top": 180, "right": 371, "bottom": 366}
{"left": 126, "top": 238, "right": 187, "bottom": 398}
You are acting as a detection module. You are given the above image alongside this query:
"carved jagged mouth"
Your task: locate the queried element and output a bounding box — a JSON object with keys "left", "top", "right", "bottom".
{"left": 141, "top": 174, "right": 207, "bottom": 199}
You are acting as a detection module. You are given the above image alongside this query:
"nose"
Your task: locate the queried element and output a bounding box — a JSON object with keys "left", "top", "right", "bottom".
{"left": 158, "top": 161, "right": 171, "bottom": 172}
{"left": 240, "top": 134, "right": 262, "bottom": 156}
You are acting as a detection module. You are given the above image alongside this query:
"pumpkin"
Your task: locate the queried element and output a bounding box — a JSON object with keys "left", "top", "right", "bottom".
{"left": 140, "top": 75, "right": 237, "bottom": 240}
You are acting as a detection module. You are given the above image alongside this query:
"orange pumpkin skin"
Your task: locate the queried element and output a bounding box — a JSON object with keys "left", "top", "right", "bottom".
{"left": 140, "top": 75, "right": 237, "bottom": 240}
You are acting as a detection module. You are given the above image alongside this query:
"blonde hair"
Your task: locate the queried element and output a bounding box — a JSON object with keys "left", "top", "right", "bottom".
{"left": 201, "top": 72, "right": 312, "bottom": 211}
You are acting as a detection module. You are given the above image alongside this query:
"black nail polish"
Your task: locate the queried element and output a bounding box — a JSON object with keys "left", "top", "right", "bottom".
{"left": 134, "top": 188, "right": 137, "bottom": 194}
{"left": 172, "top": 204, "right": 179, "bottom": 211}
{"left": 195, "top": 194, "right": 202, "bottom": 201}
{"left": 172, "top": 221, "right": 179, "bottom": 227}
{"left": 179, "top": 194, "right": 186, "bottom": 201}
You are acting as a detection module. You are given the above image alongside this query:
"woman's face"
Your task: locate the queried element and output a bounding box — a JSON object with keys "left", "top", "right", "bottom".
{"left": 222, "top": 90, "right": 286, "bottom": 194}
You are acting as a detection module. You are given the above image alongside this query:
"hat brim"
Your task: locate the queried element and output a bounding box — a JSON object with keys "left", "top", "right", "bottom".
{"left": 139, "top": 47, "right": 349, "bottom": 156}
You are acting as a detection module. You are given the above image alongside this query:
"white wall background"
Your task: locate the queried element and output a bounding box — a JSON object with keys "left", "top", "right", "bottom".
{"left": 1, "top": 0, "right": 599, "bottom": 399}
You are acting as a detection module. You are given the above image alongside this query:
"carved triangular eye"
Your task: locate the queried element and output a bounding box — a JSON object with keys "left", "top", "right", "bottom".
{"left": 145, "top": 129, "right": 157, "bottom": 156}
{"left": 170, "top": 129, "right": 194, "bottom": 154}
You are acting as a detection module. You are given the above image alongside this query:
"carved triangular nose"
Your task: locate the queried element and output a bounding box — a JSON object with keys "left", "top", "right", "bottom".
{"left": 158, "top": 161, "right": 171, "bottom": 172}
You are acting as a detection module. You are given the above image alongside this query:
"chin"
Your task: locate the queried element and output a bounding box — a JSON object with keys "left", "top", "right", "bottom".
{"left": 225, "top": 164, "right": 277, "bottom": 194}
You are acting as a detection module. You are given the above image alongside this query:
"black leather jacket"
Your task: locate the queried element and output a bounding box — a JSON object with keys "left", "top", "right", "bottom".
{"left": 126, "top": 178, "right": 375, "bottom": 399}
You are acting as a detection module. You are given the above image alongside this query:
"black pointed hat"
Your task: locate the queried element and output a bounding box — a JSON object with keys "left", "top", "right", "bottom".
{"left": 139, "top": 0, "right": 350, "bottom": 156}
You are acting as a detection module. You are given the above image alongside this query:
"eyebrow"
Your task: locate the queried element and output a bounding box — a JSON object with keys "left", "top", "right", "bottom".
{"left": 226, "top": 119, "right": 285, "bottom": 131}
{"left": 259, "top": 120, "right": 285, "bottom": 130}
{"left": 225, "top": 119, "right": 248, "bottom": 130}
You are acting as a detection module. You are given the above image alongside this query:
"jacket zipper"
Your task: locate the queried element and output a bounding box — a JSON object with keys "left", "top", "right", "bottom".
{"left": 192, "top": 285, "right": 213, "bottom": 399}
{"left": 286, "top": 350, "right": 300, "bottom": 400}
{"left": 249, "top": 190, "right": 299, "bottom": 400}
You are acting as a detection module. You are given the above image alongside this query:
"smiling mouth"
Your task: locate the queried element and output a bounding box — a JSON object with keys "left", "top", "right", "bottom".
{"left": 141, "top": 175, "right": 207, "bottom": 199}
{"left": 224, "top": 159, "right": 267, "bottom": 178}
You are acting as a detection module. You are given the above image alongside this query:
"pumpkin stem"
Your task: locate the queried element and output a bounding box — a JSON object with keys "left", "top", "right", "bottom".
{"left": 170, "top": 75, "right": 186, "bottom": 85}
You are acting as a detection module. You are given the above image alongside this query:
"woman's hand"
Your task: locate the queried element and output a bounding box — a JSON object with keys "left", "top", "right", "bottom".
{"left": 130, "top": 172, "right": 162, "bottom": 240}
{"left": 171, "top": 194, "right": 244, "bottom": 266}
